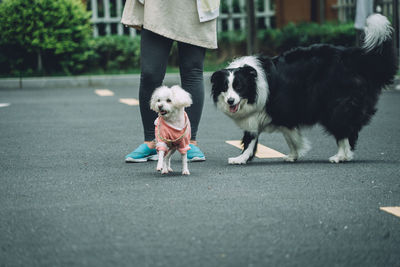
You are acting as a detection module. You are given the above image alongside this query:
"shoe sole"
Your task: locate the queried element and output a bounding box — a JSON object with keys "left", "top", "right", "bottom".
{"left": 125, "top": 154, "right": 158, "bottom": 163}
{"left": 188, "top": 156, "right": 206, "bottom": 162}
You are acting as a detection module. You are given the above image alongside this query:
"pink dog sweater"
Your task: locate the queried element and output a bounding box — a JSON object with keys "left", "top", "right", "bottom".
{"left": 155, "top": 112, "right": 191, "bottom": 155}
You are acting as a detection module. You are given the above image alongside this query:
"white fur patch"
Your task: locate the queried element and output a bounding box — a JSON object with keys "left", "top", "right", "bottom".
{"left": 225, "top": 72, "right": 241, "bottom": 105}
{"left": 281, "top": 127, "right": 311, "bottom": 161}
{"left": 329, "top": 139, "right": 354, "bottom": 163}
{"left": 363, "top": 14, "right": 392, "bottom": 52}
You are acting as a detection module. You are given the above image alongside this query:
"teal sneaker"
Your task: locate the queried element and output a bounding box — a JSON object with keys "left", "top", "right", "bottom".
{"left": 187, "top": 144, "right": 206, "bottom": 162}
{"left": 125, "top": 144, "right": 158, "bottom": 163}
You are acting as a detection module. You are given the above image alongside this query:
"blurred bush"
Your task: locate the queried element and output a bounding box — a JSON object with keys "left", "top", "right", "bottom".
{"left": 0, "top": 0, "right": 92, "bottom": 76}
{"left": 87, "top": 35, "right": 141, "bottom": 73}
{"left": 258, "top": 22, "right": 356, "bottom": 55}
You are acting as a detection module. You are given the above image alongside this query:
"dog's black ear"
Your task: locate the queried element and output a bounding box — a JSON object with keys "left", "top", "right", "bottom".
{"left": 210, "top": 70, "right": 226, "bottom": 85}
{"left": 210, "top": 70, "right": 227, "bottom": 103}
{"left": 241, "top": 65, "right": 258, "bottom": 78}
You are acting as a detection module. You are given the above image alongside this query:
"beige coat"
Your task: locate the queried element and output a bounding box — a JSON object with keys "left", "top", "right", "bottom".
{"left": 121, "top": 0, "right": 218, "bottom": 49}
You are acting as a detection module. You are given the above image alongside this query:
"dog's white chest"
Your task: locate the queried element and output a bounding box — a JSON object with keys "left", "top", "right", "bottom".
{"left": 234, "top": 111, "right": 272, "bottom": 132}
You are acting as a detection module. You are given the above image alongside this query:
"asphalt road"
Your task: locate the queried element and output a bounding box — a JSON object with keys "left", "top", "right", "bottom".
{"left": 0, "top": 75, "right": 399, "bottom": 267}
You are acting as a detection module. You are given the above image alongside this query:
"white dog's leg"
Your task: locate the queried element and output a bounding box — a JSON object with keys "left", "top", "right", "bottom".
{"left": 281, "top": 128, "right": 310, "bottom": 162}
{"left": 156, "top": 151, "right": 165, "bottom": 171}
{"left": 162, "top": 149, "right": 175, "bottom": 174}
{"left": 229, "top": 132, "right": 258, "bottom": 165}
{"left": 181, "top": 153, "right": 190, "bottom": 175}
{"left": 166, "top": 149, "right": 174, "bottom": 172}
{"left": 329, "top": 139, "right": 354, "bottom": 163}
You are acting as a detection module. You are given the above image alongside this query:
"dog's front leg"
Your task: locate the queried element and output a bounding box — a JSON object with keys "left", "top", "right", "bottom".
{"left": 181, "top": 153, "right": 190, "bottom": 175}
{"left": 162, "top": 149, "right": 175, "bottom": 174}
{"left": 157, "top": 150, "right": 165, "bottom": 171}
{"left": 229, "top": 131, "right": 259, "bottom": 165}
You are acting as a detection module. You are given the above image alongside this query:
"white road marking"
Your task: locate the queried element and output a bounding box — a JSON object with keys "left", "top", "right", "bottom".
{"left": 226, "top": 140, "right": 286, "bottom": 158}
{"left": 380, "top": 207, "right": 400, "bottom": 218}
{"left": 0, "top": 103, "right": 10, "bottom": 108}
{"left": 95, "top": 89, "right": 114, "bottom": 96}
{"left": 119, "top": 98, "right": 139, "bottom": 106}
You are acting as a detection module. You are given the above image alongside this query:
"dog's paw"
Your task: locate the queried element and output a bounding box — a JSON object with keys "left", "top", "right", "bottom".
{"left": 329, "top": 153, "right": 353, "bottom": 163}
{"left": 182, "top": 169, "right": 190, "bottom": 175}
{"left": 156, "top": 162, "right": 163, "bottom": 171}
{"left": 228, "top": 155, "right": 248, "bottom": 165}
{"left": 329, "top": 154, "right": 343, "bottom": 163}
{"left": 161, "top": 168, "right": 169, "bottom": 174}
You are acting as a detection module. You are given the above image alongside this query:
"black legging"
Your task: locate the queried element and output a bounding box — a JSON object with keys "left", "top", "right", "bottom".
{"left": 138, "top": 29, "right": 205, "bottom": 141}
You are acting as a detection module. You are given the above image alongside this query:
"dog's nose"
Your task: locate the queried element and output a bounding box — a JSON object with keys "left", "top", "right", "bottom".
{"left": 158, "top": 104, "right": 163, "bottom": 109}
{"left": 227, "top": 98, "right": 235, "bottom": 105}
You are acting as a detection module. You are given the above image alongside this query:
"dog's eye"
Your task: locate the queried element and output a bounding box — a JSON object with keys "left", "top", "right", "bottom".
{"left": 167, "top": 99, "right": 171, "bottom": 103}
{"left": 157, "top": 99, "right": 161, "bottom": 102}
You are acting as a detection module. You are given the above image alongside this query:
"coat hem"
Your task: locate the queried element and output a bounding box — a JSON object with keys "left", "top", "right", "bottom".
{"left": 144, "top": 24, "right": 218, "bottom": 49}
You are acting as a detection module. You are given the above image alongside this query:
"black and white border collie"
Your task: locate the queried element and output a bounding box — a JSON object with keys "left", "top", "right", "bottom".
{"left": 211, "top": 14, "right": 398, "bottom": 164}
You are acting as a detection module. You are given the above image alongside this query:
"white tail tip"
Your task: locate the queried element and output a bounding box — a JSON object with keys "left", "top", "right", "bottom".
{"left": 363, "top": 14, "right": 392, "bottom": 52}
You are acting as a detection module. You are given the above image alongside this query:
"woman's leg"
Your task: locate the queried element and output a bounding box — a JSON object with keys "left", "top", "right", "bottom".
{"left": 125, "top": 30, "right": 174, "bottom": 162}
{"left": 177, "top": 42, "right": 206, "bottom": 141}
{"left": 139, "top": 29, "right": 173, "bottom": 142}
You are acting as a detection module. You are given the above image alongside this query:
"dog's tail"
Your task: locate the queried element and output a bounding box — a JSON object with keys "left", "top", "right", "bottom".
{"left": 362, "top": 14, "right": 392, "bottom": 52}
{"left": 361, "top": 14, "right": 398, "bottom": 86}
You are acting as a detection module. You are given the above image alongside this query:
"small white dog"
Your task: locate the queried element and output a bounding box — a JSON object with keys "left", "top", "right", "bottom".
{"left": 150, "top": 85, "right": 193, "bottom": 175}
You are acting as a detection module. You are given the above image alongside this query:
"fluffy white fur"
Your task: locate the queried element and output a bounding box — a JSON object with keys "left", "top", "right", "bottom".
{"left": 150, "top": 85, "right": 192, "bottom": 175}
{"left": 363, "top": 14, "right": 392, "bottom": 52}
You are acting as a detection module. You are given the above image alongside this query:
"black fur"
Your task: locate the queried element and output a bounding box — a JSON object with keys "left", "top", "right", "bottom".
{"left": 262, "top": 41, "right": 397, "bottom": 148}
{"left": 211, "top": 15, "right": 398, "bottom": 162}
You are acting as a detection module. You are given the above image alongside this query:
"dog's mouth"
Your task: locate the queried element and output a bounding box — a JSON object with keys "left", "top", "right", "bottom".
{"left": 159, "top": 109, "right": 168, "bottom": 116}
{"left": 229, "top": 103, "right": 240, "bottom": 113}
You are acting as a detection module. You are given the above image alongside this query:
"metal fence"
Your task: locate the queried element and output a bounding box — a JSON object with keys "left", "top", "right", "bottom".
{"left": 333, "top": 0, "right": 396, "bottom": 22}
{"left": 333, "top": 0, "right": 356, "bottom": 23}
{"left": 218, "top": 0, "right": 275, "bottom": 32}
{"left": 88, "top": 0, "right": 275, "bottom": 37}
{"left": 89, "top": 0, "right": 127, "bottom": 37}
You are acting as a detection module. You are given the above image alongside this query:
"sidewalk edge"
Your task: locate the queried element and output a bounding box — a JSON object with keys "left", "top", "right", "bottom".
{"left": 0, "top": 73, "right": 214, "bottom": 89}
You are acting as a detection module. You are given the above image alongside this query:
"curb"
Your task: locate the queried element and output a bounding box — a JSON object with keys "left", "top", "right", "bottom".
{"left": 0, "top": 72, "right": 214, "bottom": 89}
{"left": 0, "top": 73, "right": 397, "bottom": 90}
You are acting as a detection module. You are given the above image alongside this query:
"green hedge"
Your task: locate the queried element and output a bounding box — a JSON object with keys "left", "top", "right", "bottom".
{"left": 0, "top": 0, "right": 92, "bottom": 76}
{"left": 258, "top": 22, "right": 356, "bottom": 55}
{"left": 87, "top": 35, "right": 141, "bottom": 73}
